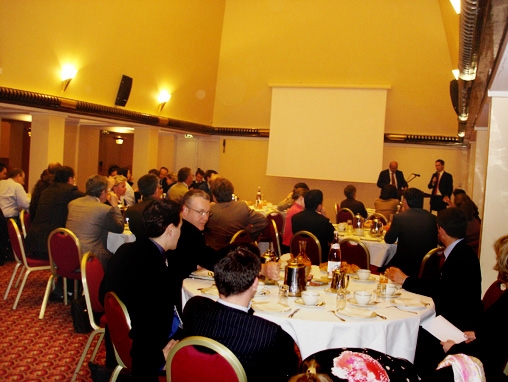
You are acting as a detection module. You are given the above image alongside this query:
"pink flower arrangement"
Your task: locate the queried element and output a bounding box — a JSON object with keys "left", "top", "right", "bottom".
{"left": 331, "top": 351, "right": 389, "bottom": 382}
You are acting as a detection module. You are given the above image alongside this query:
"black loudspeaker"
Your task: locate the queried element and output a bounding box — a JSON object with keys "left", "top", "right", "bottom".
{"left": 115, "top": 75, "right": 133, "bottom": 107}
{"left": 449, "top": 79, "right": 459, "bottom": 116}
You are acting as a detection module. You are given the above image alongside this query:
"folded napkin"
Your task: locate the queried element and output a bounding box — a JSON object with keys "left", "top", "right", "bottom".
{"left": 393, "top": 298, "right": 425, "bottom": 308}
{"left": 338, "top": 307, "right": 376, "bottom": 318}
{"left": 252, "top": 302, "right": 291, "bottom": 313}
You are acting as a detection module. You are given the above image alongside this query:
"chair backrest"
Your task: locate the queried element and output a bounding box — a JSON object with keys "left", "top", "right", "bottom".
{"left": 339, "top": 238, "right": 370, "bottom": 269}
{"left": 104, "top": 291, "right": 132, "bottom": 370}
{"left": 20, "top": 210, "right": 31, "bottom": 238}
{"left": 229, "top": 230, "right": 252, "bottom": 244}
{"left": 290, "top": 231, "right": 322, "bottom": 265}
{"left": 366, "top": 213, "right": 388, "bottom": 225}
{"left": 267, "top": 219, "right": 282, "bottom": 258}
{"left": 81, "top": 252, "right": 105, "bottom": 330}
{"left": 166, "top": 336, "right": 247, "bottom": 382}
{"left": 48, "top": 228, "right": 82, "bottom": 279}
{"left": 266, "top": 210, "right": 284, "bottom": 237}
{"left": 336, "top": 207, "right": 354, "bottom": 224}
{"left": 418, "top": 247, "right": 444, "bottom": 279}
{"left": 7, "top": 218, "right": 28, "bottom": 266}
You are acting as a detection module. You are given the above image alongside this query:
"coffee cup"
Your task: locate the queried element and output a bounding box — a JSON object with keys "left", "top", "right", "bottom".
{"left": 385, "top": 283, "right": 400, "bottom": 297}
{"left": 356, "top": 269, "right": 371, "bottom": 280}
{"left": 301, "top": 290, "right": 320, "bottom": 306}
{"left": 354, "top": 290, "right": 375, "bottom": 306}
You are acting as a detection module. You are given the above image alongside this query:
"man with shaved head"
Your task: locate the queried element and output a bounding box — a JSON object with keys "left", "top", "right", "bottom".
{"left": 377, "top": 161, "right": 408, "bottom": 195}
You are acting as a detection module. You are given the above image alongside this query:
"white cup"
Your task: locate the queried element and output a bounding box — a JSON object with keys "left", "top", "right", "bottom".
{"left": 385, "top": 283, "right": 400, "bottom": 297}
{"left": 356, "top": 269, "right": 371, "bottom": 280}
{"left": 301, "top": 290, "right": 320, "bottom": 306}
{"left": 354, "top": 290, "right": 375, "bottom": 306}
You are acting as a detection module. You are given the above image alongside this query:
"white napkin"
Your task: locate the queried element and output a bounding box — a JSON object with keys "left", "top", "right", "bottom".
{"left": 393, "top": 298, "right": 425, "bottom": 307}
{"left": 338, "top": 307, "right": 376, "bottom": 318}
{"left": 252, "top": 302, "right": 291, "bottom": 312}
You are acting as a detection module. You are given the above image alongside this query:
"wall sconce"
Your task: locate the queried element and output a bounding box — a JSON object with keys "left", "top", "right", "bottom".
{"left": 449, "top": 0, "right": 460, "bottom": 14}
{"left": 61, "top": 64, "right": 78, "bottom": 92}
{"left": 184, "top": 134, "right": 194, "bottom": 139}
{"left": 115, "top": 136, "right": 124, "bottom": 145}
{"left": 158, "top": 90, "right": 171, "bottom": 112}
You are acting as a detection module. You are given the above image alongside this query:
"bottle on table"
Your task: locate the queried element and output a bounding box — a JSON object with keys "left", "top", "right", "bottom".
{"left": 296, "top": 240, "right": 312, "bottom": 280}
{"left": 327, "top": 231, "right": 342, "bottom": 278}
{"left": 255, "top": 186, "right": 262, "bottom": 207}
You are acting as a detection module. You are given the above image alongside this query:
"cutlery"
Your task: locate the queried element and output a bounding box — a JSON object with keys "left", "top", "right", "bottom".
{"left": 328, "top": 310, "right": 346, "bottom": 321}
{"left": 388, "top": 305, "right": 418, "bottom": 314}
{"left": 288, "top": 308, "right": 300, "bottom": 318}
{"left": 197, "top": 283, "right": 215, "bottom": 291}
{"left": 375, "top": 313, "right": 387, "bottom": 320}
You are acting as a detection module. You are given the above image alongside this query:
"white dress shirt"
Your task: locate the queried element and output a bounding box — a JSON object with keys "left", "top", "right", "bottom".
{"left": 0, "top": 178, "right": 30, "bottom": 218}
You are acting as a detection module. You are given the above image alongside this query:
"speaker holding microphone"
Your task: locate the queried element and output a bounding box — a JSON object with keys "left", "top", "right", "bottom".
{"left": 115, "top": 75, "right": 133, "bottom": 107}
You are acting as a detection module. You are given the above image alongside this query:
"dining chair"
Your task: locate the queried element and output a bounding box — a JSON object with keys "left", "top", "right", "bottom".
{"left": 290, "top": 231, "right": 321, "bottom": 265}
{"left": 20, "top": 209, "right": 31, "bottom": 238}
{"left": 418, "top": 246, "right": 444, "bottom": 279}
{"left": 229, "top": 230, "right": 252, "bottom": 244}
{"left": 71, "top": 252, "right": 107, "bottom": 382}
{"left": 335, "top": 206, "right": 354, "bottom": 224}
{"left": 257, "top": 210, "right": 284, "bottom": 246}
{"left": 366, "top": 212, "right": 388, "bottom": 225}
{"left": 3, "top": 218, "right": 51, "bottom": 310}
{"left": 39, "top": 227, "right": 82, "bottom": 319}
{"left": 104, "top": 291, "right": 132, "bottom": 382}
{"left": 339, "top": 237, "right": 370, "bottom": 269}
{"left": 268, "top": 219, "right": 282, "bottom": 258}
{"left": 166, "top": 335, "right": 247, "bottom": 382}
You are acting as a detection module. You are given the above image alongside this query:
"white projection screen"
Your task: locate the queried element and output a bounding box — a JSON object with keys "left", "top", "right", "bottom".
{"left": 267, "top": 85, "right": 389, "bottom": 183}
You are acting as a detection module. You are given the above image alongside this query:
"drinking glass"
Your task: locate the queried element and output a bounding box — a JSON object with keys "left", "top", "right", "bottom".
{"left": 279, "top": 284, "right": 289, "bottom": 306}
{"left": 347, "top": 220, "right": 353, "bottom": 234}
{"left": 336, "top": 291, "right": 346, "bottom": 311}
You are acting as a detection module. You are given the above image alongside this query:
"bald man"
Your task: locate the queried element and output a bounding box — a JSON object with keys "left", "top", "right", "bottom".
{"left": 377, "top": 161, "right": 408, "bottom": 193}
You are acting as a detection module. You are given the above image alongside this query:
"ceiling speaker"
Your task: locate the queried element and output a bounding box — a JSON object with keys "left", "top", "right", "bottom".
{"left": 115, "top": 75, "right": 133, "bottom": 107}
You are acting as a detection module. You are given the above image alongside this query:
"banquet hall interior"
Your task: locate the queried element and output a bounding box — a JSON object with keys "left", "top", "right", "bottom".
{"left": 0, "top": 0, "right": 507, "bottom": 363}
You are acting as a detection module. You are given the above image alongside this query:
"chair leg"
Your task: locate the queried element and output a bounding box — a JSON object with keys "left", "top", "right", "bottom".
{"left": 3, "top": 263, "right": 22, "bottom": 300}
{"left": 38, "top": 274, "right": 55, "bottom": 319}
{"left": 14, "top": 265, "right": 24, "bottom": 288}
{"left": 12, "top": 269, "right": 31, "bottom": 310}
{"left": 63, "top": 277, "right": 68, "bottom": 305}
{"left": 109, "top": 365, "right": 123, "bottom": 382}
{"left": 71, "top": 329, "right": 105, "bottom": 382}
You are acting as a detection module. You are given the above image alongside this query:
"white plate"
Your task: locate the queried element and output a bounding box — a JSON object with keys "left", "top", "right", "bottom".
{"left": 347, "top": 298, "right": 378, "bottom": 309}
{"left": 391, "top": 298, "right": 427, "bottom": 310}
{"left": 351, "top": 275, "right": 377, "bottom": 283}
{"left": 252, "top": 301, "right": 291, "bottom": 313}
{"left": 295, "top": 299, "right": 325, "bottom": 309}
{"left": 335, "top": 306, "right": 377, "bottom": 319}
{"left": 190, "top": 269, "right": 214, "bottom": 281}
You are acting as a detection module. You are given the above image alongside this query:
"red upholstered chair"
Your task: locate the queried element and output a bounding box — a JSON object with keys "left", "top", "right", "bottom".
{"left": 258, "top": 210, "right": 284, "bottom": 251}
{"left": 3, "top": 218, "right": 50, "bottom": 310}
{"left": 20, "top": 209, "right": 31, "bottom": 238}
{"left": 104, "top": 291, "right": 133, "bottom": 382}
{"left": 71, "top": 252, "right": 107, "bottom": 382}
{"left": 290, "top": 231, "right": 322, "bottom": 265}
{"left": 229, "top": 230, "right": 253, "bottom": 244}
{"left": 366, "top": 212, "right": 388, "bottom": 225}
{"left": 166, "top": 336, "right": 247, "bottom": 382}
{"left": 339, "top": 238, "right": 370, "bottom": 269}
{"left": 335, "top": 206, "right": 354, "bottom": 224}
{"left": 39, "top": 228, "right": 82, "bottom": 319}
{"left": 418, "top": 247, "right": 445, "bottom": 279}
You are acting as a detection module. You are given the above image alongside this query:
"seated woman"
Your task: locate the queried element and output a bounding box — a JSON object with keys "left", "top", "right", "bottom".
{"left": 374, "top": 184, "right": 399, "bottom": 221}
{"left": 340, "top": 184, "right": 367, "bottom": 218}
{"left": 282, "top": 187, "right": 308, "bottom": 253}
{"left": 434, "top": 234, "right": 508, "bottom": 381}
{"left": 107, "top": 175, "right": 127, "bottom": 207}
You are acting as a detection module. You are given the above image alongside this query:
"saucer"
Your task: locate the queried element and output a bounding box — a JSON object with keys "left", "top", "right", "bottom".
{"left": 375, "top": 290, "right": 401, "bottom": 298}
{"left": 347, "top": 298, "right": 378, "bottom": 308}
{"left": 295, "top": 298, "right": 325, "bottom": 309}
{"left": 324, "top": 288, "right": 350, "bottom": 294}
{"left": 351, "top": 275, "right": 377, "bottom": 283}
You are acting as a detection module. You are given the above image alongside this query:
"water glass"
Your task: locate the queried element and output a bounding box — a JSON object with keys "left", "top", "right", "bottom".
{"left": 279, "top": 284, "right": 289, "bottom": 306}
{"left": 336, "top": 291, "right": 346, "bottom": 311}
{"left": 346, "top": 220, "right": 353, "bottom": 234}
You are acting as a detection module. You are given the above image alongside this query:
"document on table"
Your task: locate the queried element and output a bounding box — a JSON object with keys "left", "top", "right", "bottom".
{"left": 421, "top": 315, "right": 466, "bottom": 344}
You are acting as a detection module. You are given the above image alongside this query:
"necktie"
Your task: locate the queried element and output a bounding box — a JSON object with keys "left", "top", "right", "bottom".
{"left": 391, "top": 172, "right": 396, "bottom": 187}
{"left": 433, "top": 173, "right": 440, "bottom": 195}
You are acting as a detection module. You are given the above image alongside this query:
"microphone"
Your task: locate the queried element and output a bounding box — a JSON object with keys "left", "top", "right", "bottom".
{"left": 412, "top": 173, "right": 420, "bottom": 177}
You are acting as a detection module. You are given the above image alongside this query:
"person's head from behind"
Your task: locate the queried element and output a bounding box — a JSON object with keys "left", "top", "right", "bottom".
{"left": 292, "top": 187, "right": 309, "bottom": 204}
{"left": 304, "top": 189, "right": 323, "bottom": 211}
{"left": 344, "top": 184, "right": 356, "bottom": 199}
{"left": 494, "top": 235, "right": 508, "bottom": 283}
{"left": 214, "top": 245, "right": 261, "bottom": 297}
{"left": 404, "top": 188, "right": 424, "bottom": 208}
{"left": 380, "top": 184, "right": 398, "bottom": 200}
{"left": 293, "top": 182, "right": 309, "bottom": 192}
{"left": 453, "top": 193, "right": 476, "bottom": 220}
{"left": 108, "top": 164, "right": 119, "bottom": 177}
{"left": 149, "top": 168, "right": 161, "bottom": 177}
{"left": 211, "top": 177, "right": 234, "bottom": 203}
{"left": 142, "top": 199, "right": 182, "bottom": 249}
{"left": 0, "top": 162, "right": 7, "bottom": 180}
{"left": 437, "top": 207, "right": 467, "bottom": 240}
{"left": 54, "top": 166, "right": 75, "bottom": 184}
{"left": 86, "top": 175, "right": 109, "bottom": 200}
{"left": 204, "top": 169, "right": 219, "bottom": 183}
{"left": 177, "top": 167, "right": 193, "bottom": 185}
{"left": 117, "top": 167, "right": 129, "bottom": 179}
{"left": 182, "top": 189, "right": 211, "bottom": 231}
{"left": 137, "top": 173, "right": 160, "bottom": 198}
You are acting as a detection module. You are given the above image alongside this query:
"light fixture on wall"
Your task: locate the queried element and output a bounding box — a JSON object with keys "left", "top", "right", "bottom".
{"left": 115, "top": 136, "right": 124, "bottom": 145}
{"left": 61, "top": 64, "right": 78, "bottom": 92}
{"left": 450, "top": 0, "right": 460, "bottom": 14}
{"left": 184, "top": 134, "right": 194, "bottom": 139}
{"left": 157, "top": 90, "right": 171, "bottom": 112}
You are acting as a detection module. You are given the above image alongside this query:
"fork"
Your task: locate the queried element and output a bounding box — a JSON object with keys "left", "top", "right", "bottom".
{"left": 375, "top": 313, "right": 387, "bottom": 320}
{"left": 387, "top": 305, "right": 418, "bottom": 314}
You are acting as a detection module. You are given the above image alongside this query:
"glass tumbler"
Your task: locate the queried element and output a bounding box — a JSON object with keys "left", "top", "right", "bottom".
{"left": 279, "top": 284, "right": 289, "bottom": 306}
{"left": 336, "top": 291, "right": 346, "bottom": 311}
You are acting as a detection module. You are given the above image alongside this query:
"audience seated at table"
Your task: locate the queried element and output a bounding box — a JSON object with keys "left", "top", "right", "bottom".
{"left": 431, "top": 234, "right": 508, "bottom": 382}
{"left": 204, "top": 177, "right": 268, "bottom": 251}
{"left": 168, "top": 167, "right": 193, "bottom": 203}
{"left": 292, "top": 189, "right": 334, "bottom": 262}
{"left": 282, "top": 186, "right": 308, "bottom": 253}
{"left": 29, "top": 162, "right": 61, "bottom": 219}
{"left": 100, "top": 200, "right": 184, "bottom": 382}
{"left": 197, "top": 169, "right": 218, "bottom": 199}
{"left": 66, "top": 175, "right": 124, "bottom": 270}
{"left": 125, "top": 173, "right": 161, "bottom": 239}
{"left": 340, "top": 184, "right": 368, "bottom": 218}
{"left": 374, "top": 184, "right": 399, "bottom": 221}
{"left": 183, "top": 245, "right": 300, "bottom": 382}
{"left": 277, "top": 182, "right": 309, "bottom": 212}
{"left": 0, "top": 168, "right": 30, "bottom": 229}
{"left": 385, "top": 207, "right": 483, "bottom": 380}
{"left": 116, "top": 167, "right": 135, "bottom": 206}
{"left": 25, "top": 166, "right": 84, "bottom": 260}
{"left": 383, "top": 188, "right": 438, "bottom": 277}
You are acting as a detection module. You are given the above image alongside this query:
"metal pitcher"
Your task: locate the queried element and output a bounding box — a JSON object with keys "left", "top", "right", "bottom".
{"left": 284, "top": 262, "right": 306, "bottom": 297}
{"left": 370, "top": 218, "right": 384, "bottom": 237}
{"left": 353, "top": 213, "right": 365, "bottom": 235}
{"left": 330, "top": 269, "right": 349, "bottom": 292}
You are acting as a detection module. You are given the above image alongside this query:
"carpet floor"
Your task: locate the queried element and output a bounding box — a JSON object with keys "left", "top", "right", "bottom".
{"left": 0, "top": 260, "right": 105, "bottom": 381}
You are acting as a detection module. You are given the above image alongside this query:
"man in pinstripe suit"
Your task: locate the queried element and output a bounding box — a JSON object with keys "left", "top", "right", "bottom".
{"left": 183, "top": 246, "right": 299, "bottom": 381}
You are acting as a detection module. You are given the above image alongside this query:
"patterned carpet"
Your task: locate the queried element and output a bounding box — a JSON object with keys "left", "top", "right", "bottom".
{"left": 0, "top": 260, "right": 105, "bottom": 381}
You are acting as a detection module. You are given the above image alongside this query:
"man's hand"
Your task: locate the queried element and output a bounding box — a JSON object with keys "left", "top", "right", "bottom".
{"left": 260, "top": 261, "right": 281, "bottom": 280}
{"left": 384, "top": 267, "right": 408, "bottom": 285}
{"left": 440, "top": 340, "right": 455, "bottom": 353}
{"left": 162, "top": 339, "right": 180, "bottom": 362}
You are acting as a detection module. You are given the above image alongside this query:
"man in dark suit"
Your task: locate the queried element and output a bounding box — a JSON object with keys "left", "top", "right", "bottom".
{"left": 383, "top": 188, "right": 437, "bottom": 277}
{"left": 292, "top": 189, "right": 335, "bottom": 262}
{"left": 385, "top": 207, "right": 482, "bottom": 380}
{"left": 427, "top": 159, "right": 453, "bottom": 212}
{"left": 125, "top": 173, "right": 161, "bottom": 239}
{"left": 183, "top": 246, "right": 300, "bottom": 382}
{"left": 376, "top": 161, "right": 408, "bottom": 194}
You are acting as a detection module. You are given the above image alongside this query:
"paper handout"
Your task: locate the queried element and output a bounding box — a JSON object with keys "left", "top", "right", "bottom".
{"left": 421, "top": 315, "right": 466, "bottom": 344}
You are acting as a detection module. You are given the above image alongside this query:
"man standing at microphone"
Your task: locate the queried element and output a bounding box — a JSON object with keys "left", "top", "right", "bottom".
{"left": 377, "top": 161, "right": 408, "bottom": 198}
{"left": 428, "top": 159, "right": 453, "bottom": 212}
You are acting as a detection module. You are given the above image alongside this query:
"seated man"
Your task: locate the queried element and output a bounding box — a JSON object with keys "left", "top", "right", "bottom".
{"left": 340, "top": 184, "right": 367, "bottom": 218}
{"left": 125, "top": 173, "right": 161, "bottom": 239}
{"left": 183, "top": 245, "right": 300, "bottom": 381}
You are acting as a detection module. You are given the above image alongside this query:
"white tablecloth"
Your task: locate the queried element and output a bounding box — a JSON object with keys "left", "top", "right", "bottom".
{"left": 107, "top": 227, "right": 136, "bottom": 253}
{"left": 338, "top": 232, "right": 397, "bottom": 267}
{"left": 182, "top": 275, "right": 435, "bottom": 362}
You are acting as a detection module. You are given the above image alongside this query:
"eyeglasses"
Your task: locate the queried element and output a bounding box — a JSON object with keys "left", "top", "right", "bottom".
{"left": 186, "top": 206, "right": 212, "bottom": 217}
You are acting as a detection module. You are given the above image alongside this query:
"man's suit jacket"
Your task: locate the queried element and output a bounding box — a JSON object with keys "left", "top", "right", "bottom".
{"left": 291, "top": 208, "right": 335, "bottom": 261}
{"left": 427, "top": 171, "right": 453, "bottom": 211}
{"left": 100, "top": 239, "right": 182, "bottom": 382}
{"left": 125, "top": 197, "right": 157, "bottom": 239}
{"left": 384, "top": 208, "right": 437, "bottom": 277}
{"left": 66, "top": 195, "right": 124, "bottom": 269}
{"left": 183, "top": 296, "right": 299, "bottom": 382}
{"left": 377, "top": 169, "right": 408, "bottom": 191}
{"left": 204, "top": 201, "right": 268, "bottom": 251}
{"left": 340, "top": 198, "right": 368, "bottom": 218}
